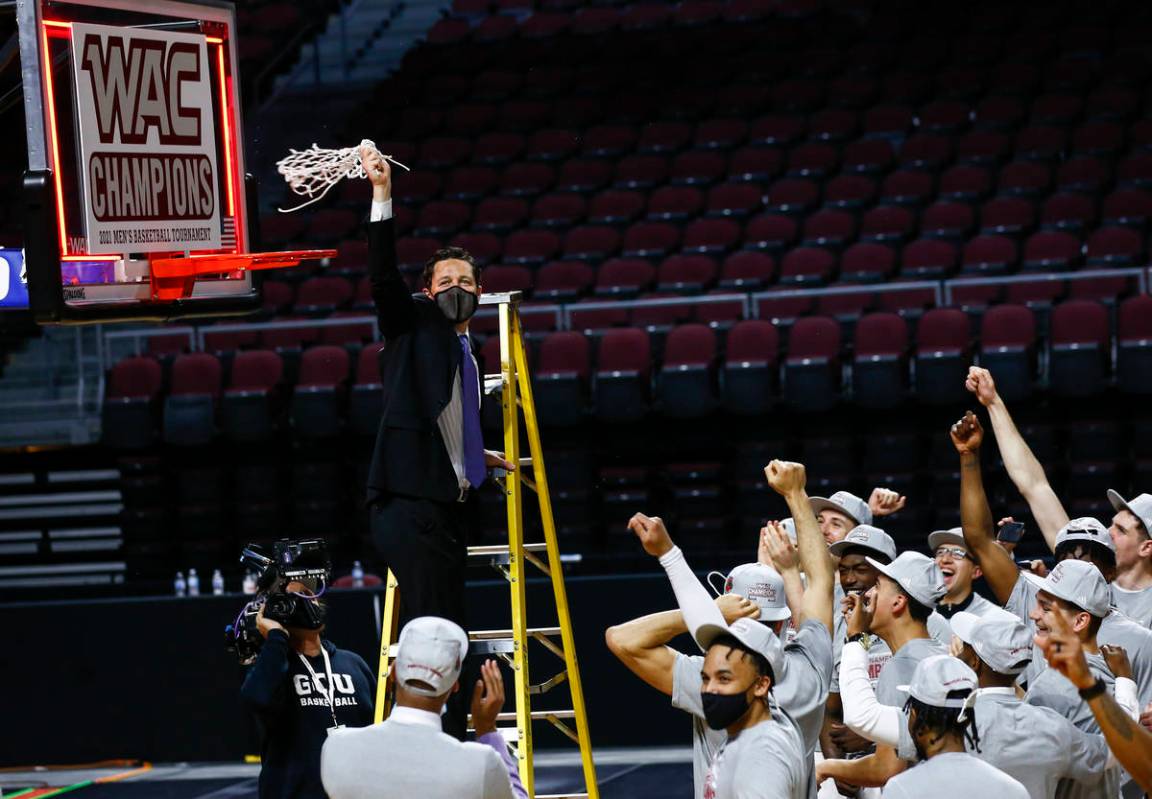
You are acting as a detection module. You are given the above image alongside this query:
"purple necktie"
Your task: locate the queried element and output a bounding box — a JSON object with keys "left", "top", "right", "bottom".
{"left": 459, "top": 335, "right": 486, "bottom": 488}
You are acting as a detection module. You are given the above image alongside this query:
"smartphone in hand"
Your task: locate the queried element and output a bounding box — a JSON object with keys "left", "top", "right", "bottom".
{"left": 997, "top": 521, "right": 1026, "bottom": 544}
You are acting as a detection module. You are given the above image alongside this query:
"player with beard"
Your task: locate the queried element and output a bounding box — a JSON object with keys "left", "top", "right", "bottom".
{"left": 878, "top": 655, "right": 1028, "bottom": 799}
{"left": 241, "top": 581, "right": 375, "bottom": 799}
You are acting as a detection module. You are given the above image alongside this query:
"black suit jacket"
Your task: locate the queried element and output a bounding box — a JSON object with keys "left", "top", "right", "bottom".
{"left": 365, "top": 219, "right": 471, "bottom": 504}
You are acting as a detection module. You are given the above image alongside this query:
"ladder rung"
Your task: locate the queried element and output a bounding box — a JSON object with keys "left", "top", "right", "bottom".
{"left": 496, "top": 709, "right": 576, "bottom": 723}
{"left": 466, "top": 543, "right": 548, "bottom": 567}
{"left": 537, "top": 795, "right": 590, "bottom": 798}
{"left": 468, "top": 626, "right": 561, "bottom": 654}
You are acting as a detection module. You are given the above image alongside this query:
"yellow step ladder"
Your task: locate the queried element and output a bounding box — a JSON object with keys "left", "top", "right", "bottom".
{"left": 373, "top": 291, "right": 598, "bottom": 799}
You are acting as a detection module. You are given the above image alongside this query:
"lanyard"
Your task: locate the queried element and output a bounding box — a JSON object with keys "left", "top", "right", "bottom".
{"left": 297, "top": 648, "right": 339, "bottom": 728}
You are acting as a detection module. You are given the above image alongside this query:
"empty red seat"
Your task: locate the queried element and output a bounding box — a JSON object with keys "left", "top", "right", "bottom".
{"left": 743, "top": 214, "right": 797, "bottom": 252}
{"left": 473, "top": 197, "right": 528, "bottom": 232}
{"left": 555, "top": 159, "right": 613, "bottom": 193}
{"left": 562, "top": 225, "right": 621, "bottom": 261}
{"left": 914, "top": 308, "right": 971, "bottom": 404}
{"left": 980, "top": 197, "right": 1036, "bottom": 236}
{"left": 1058, "top": 157, "right": 1111, "bottom": 194}
{"left": 221, "top": 350, "right": 285, "bottom": 441}
{"left": 727, "top": 147, "right": 784, "bottom": 183}
{"left": 802, "top": 210, "right": 856, "bottom": 249}
{"left": 808, "top": 108, "right": 859, "bottom": 142}
{"left": 840, "top": 243, "right": 896, "bottom": 283}
{"left": 853, "top": 312, "right": 909, "bottom": 408}
{"left": 980, "top": 304, "right": 1036, "bottom": 401}
{"left": 472, "top": 132, "right": 526, "bottom": 165}
{"left": 503, "top": 229, "right": 560, "bottom": 266}
{"left": 749, "top": 114, "right": 806, "bottom": 147}
{"left": 975, "top": 95, "right": 1026, "bottom": 130}
{"left": 163, "top": 353, "right": 223, "bottom": 446}
{"left": 921, "top": 201, "right": 976, "bottom": 239}
{"left": 587, "top": 190, "right": 645, "bottom": 225}
{"left": 670, "top": 151, "right": 727, "bottom": 185}
{"left": 418, "top": 137, "right": 472, "bottom": 169}
{"left": 443, "top": 166, "right": 498, "bottom": 201}
{"left": 783, "top": 316, "right": 841, "bottom": 411}
{"left": 901, "top": 239, "right": 958, "bottom": 279}
{"left": 1072, "top": 121, "right": 1125, "bottom": 157}
{"left": 659, "top": 324, "right": 719, "bottom": 418}
{"left": 1004, "top": 279, "right": 1065, "bottom": 309}
{"left": 294, "top": 276, "right": 353, "bottom": 315}
{"left": 860, "top": 206, "right": 914, "bottom": 243}
{"left": 720, "top": 251, "right": 775, "bottom": 289}
{"left": 997, "top": 162, "right": 1051, "bottom": 198}
{"left": 823, "top": 175, "right": 877, "bottom": 210}
{"left": 1116, "top": 153, "right": 1152, "bottom": 189}
{"left": 683, "top": 219, "right": 741, "bottom": 254}
{"left": 863, "top": 105, "right": 914, "bottom": 138}
{"left": 534, "top": 331, "right": 591, "bottom": 426}
{"left": 647, "top": 186, "right": 704, "bottom": 221}
{"left": 582, "top": 125, "right": 638, "bottom": 158}
{"left": 956, "top": 131, "right": 1011, "bottom": 166}
{"left": 779, "top": 247, "right": 836, "bottom": 286}
{"left": 637, "top": 121, "right": 694, "bottom": 154}
{"left": 694, "top": 118, "right": 748, "bottom": 150}
{"left": 706, "top": 183, "right": 762, "bottom": 217}
{"left": 785, "top": 143, "right": 838, "bottom": 179}
{"left": 102, "top": 356, "right": 164, "bottom": 448}
{"left": 939, "top": 165, "right": 992, "bottom": 201}
{"left": 1118, "top": 295, "right": 1152, "bottom": 394}
{"left": 535, "top": 261, "right": 594, "bottom": 300}
{"left": 1101, "top": 189, "right": 1152, "bottom": 228}
{"left": 765, "top": 178, "right": 819, "bottom": 215}
{"left": 1031, "top": 94, "right": 1082, "bottom": 126}
{"left": 306, "top": 209, "right": 359, "bottom": 243}
{"left": 415, "top": 201, "right": 471, "bottom": 237}
{"left": 594, "top": 328, "right": 651, "bottom": 422}
{"left": 622, "top": 222, "right": 680, "bottom": 258}
{"left": 526, "top": 129, "right": 580, "bottom": 162}
{"left": 899, "top": 134, "right": 953, "bottom": 170}
{"left": 499, "top": 163, "right": 558, "bottom": 199}
{"left": 482, "top": 265, "right": 533, "bottom": 295}
{"left": 961, "top": 234, "right": 1017, "bottom": 275}
{"left": 613, "top": 155, "right": 670, "bottom": 189}
{"left": 449, "top": 232, "right": 501, "bottom": 266}
{"left": 1086, "top": 226, "right": 1143, "bottom": 267}
{"left": 658, "top": 255, "right": 718, "bottom": 293}
{"left": 595, "top": 258, "right": 655, "bottom": 297}
{"left": 1014, "top": 125, "right": 1067, "bottom": 161}
{"left": 1041, "top": 193, "right": 1096, "bottom": 233}
{"left": 1022, "top": 231, "right": 1081, "bottom": 272}
{"left": 880, "top": 171, "right": 934, "bottom": 207}
{"left": 920, "top": 100, "right": 971, "bottom": 134}
{"left": 722, "top": 320, "right": 779, "bottom": 414}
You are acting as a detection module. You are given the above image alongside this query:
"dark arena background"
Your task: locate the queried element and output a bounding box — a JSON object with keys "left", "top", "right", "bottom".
{"left": 2, "top": 0, "right": 1152, "bottom": 797}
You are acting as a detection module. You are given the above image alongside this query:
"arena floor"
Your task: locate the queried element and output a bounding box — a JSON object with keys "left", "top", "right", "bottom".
{"left": 0, "top": 748, "right": 696, "bottom": 799}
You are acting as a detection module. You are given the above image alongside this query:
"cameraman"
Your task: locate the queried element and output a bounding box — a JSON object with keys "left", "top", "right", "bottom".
{"left": 240, "top": 580, "right": 375, "bottom": 799}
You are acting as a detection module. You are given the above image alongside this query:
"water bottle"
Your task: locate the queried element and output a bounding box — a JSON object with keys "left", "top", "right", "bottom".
{"left": 212, "top": 569, "right": 225, "bottom": 596}
{"left": 351, "top": 560, "right": 365, "bottom": 588}
{"left": 187, "top": 568, "right": 201, "bottom": 596}
{"left": 174, "top": 571, "right": 187, "bottom": 597}
{"left": 242, "top": 571, "right": 257, "bottom": 595}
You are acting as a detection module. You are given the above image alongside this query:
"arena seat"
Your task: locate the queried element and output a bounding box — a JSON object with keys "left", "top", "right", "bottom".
{"left": 102, "top": 356, "right": 163, "bottom": 449}
{"left": 593, "top": 327, "right": 651, "bottom": 422}
{"left": 914, "top": 308, "right": 972, "bottom": 405}
{"left": 534, "top": 331, "right": 591, "bottom": 427}
{"left": 979, "top": 304, "right": 1037, "bottom": 401}
{"left": 1118, "top": 294, "right": 1152, "bottom": 394}
{"left": 1050, "top": 299, "right": 1111, "bottom": 397}
{"left": 222, "top": 350, "right": 285, "bottom": 442}
{"left": 658, "top": 324, "right": 718, "bottom": 418}
{"left": 721, "top": 320, "right": 779, "bottom": 415}
{"left": 162, "top": 353, "right": 223, "bottom": 446}
{"left": 782, "top": 316, "right": 841, "bottom": 412}
{"left": 291, "top": 346, "right": 351, "bottom": 439}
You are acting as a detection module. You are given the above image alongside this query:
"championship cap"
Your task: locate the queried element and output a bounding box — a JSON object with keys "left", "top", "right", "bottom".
{"left": 394, "top": 616, "right": 469, "bottom": 697}
{"left": 951, "top": 608, "right": 1034, "bottom": 675}
{"left": 898, "top": 655, "right": 978, "bottom": 709}
{"left": 829, "top": 524, "right": 898, "bottom": 561}
{"left": 708, "top": 562, "right": 791, "bottom": 622}
{"left": 810, "top": 491, "right": 872, "bottom": 527}
{"left": 1107, "top": 490, "right": 1152, "bottom": 536}
{"left": 1023, "top": 559, "right": 1112, "bottom": 619}
{"left": 927, "top": 527, "right": 967, "bottom": 552}
{"left": 1054, "top": 517, "right": 1115, "bottom": 553}
{"left": 866, "top": 551, "right": 947, "bottom": 608}
{"left": 694, "top": 616, "right": 785, "bottom": 682}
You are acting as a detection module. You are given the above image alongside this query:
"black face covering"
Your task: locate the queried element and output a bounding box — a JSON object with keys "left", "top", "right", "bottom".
{"left": 702, "top": 688, "right": 752, "bottom": 730}
{"left": 287, "top": 596, "right": 326, "bottom": 630}
{"left": 435, "top": 286, "right": 478, "bottom": 323}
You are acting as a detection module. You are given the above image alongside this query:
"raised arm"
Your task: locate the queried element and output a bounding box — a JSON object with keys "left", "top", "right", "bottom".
{"left": 952, "top": 410, "right": 1020, "bottom": 605}
{"left": 1039, "top": 609, "right": 1152, "bottom": 793}
{"left": 967, "top": 367, "right": 1069, "bottom": 550}
{"left": 360, "top": 149, "right": 417, "bottom": 339}
{"left": 766, "top": 460, "right": 834, "bottom": 632}
{"left": 759, "top": 522, "right": 806, "bottom": 622}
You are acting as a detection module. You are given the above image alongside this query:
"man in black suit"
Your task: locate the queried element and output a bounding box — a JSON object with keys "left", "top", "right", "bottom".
{"left": 359, "top": 148, "right": 511, "bottom": 738}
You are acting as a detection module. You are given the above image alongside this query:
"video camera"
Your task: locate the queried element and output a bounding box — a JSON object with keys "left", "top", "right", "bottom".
{"left": 225, "top": 538, "right": 331, "bottom": 665}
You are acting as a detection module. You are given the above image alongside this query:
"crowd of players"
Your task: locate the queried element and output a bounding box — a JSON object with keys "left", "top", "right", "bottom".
{"left": 606, "top": 364, "right": 1152, "bottom": 798}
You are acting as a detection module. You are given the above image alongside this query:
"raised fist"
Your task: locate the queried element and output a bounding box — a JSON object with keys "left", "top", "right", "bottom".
{"left": 869, "top": 488, "right": 906, "bottom": 517}
{"left": 764, "top": 459, "right": 806, "bottom": 497}
{"left": 950, "top": 410, "right": 984, "bottom": 455}
{"left": 359, "top": 145, "right": 391, "bottom": 192}
{"left": 627, "top": 513, "right": 674, "bottom": 558}
{"left": 965, "top": 366, "right": 998, "bottom": 408}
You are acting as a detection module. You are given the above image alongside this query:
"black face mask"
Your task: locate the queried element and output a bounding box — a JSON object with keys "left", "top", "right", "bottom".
{"left": 435, "top": 286, "right": 478, "bottom": 323}
{"left": 287, "top": 596, "right": 326, "bottom": 630}
{"left": 702, "top": 688, "right": 752, "bottom": 731}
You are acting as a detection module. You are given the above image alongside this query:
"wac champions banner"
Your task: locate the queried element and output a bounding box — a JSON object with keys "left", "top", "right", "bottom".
{"left": 70, "top": 23, "right": 222, "bottom": 255}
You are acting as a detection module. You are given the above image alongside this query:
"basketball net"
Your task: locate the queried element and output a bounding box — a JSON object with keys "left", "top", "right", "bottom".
{"left": 275, "top": 139, "right": 410, "bottom": 212}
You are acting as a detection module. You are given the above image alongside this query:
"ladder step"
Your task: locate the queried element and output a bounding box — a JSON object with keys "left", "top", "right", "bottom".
{"left": 466, "top": 543, "right": 547, "bottom": 566}
{"left": 468, "top": 627, "right": 561, "bottom": 655}
{"left": 537, "top": 795, "right": 590, "bottom": 799}
{"left": 496, "top": 709, "right": 575, "bottom": 723}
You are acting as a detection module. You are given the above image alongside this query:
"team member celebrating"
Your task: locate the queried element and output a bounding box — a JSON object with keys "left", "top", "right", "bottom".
{"left": 925, "top": 527, "right": 997, "bottom": 642}
{"left": 879, "top": 655, "right": 1028, "bottom": 799}
{"left": 1107, "top": 490, "right": 1152, "bottom": 627}
{"left": 627, "top": 510, "right": 810, "bottom": 798}
{"left": 608, "top": 460, "right": 833, "bottom": 798}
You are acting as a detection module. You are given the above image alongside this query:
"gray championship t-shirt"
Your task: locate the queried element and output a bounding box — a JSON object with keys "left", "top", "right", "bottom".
{"left": 970, "top": 689, "right": 1109, "bottom": 799}
{"left": 881, "top": 752, "right": 1029, "bottom": 799}
{"left": 876, "top": 636, "right": 948, "bottom": 762}
{"left": 1024, "top": 652, "right": 1122, "bottom": 799}
{"left": 927, "top": 592, "right": 998, "bottom": 644}
{"left": 831, "top": 611, "right": 893, "bottom": 693}
{"left": 1111, "top": 584, "right": 1152, "bottom": 628}
{"left": 1005, "top": 574, "right": 1152, "bottom": 703}
{"left": 701, "top": 710, "right": 807, "bottom": 799}
{"left": 673, "top": 619, "right": 833, "bottom": 799}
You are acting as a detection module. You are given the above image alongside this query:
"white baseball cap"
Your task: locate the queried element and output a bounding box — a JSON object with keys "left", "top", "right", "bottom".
{"left": 1023, "top": 559, "right": 1112, "bottom": 618}
{"left": 394, "top": 616, "right": 469, "bottom": 697}
{"left": 828, "top": 524, "right": 898, "bottom": 561}
{"left": 951, "top": 608, "right": 1034, "bottom": 675}
{"left": 810, "top": 491, "right": 872, "bottom": 527}
{"left": 694, "top": 616, "right": 785, "bottom": 682}
{"left": 1107, "top": 490, "right": 1152, "bottom": 534}
{"left": 1055, "top": 517, "right": 1115, "bottom": 553}
{"left": 898, "top": 655, "right": 978, "bottom": 709}
{"left": 708, "top": 562, "right": 791, "bottom": 622}
{"left": 866, "top": 551, "right": 947, "bottom": 608}
{"left": 927, "top": 527, "right": 967, "bottom": 552}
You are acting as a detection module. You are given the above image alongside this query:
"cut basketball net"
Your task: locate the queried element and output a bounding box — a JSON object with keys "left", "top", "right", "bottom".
{"left": 275, "top": 139, "right": 410, "bottom": 213}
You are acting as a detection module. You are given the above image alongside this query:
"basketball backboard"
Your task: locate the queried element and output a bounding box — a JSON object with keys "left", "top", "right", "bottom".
{"left": 16, "top": 0, "right": 328, "bottom": 323}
